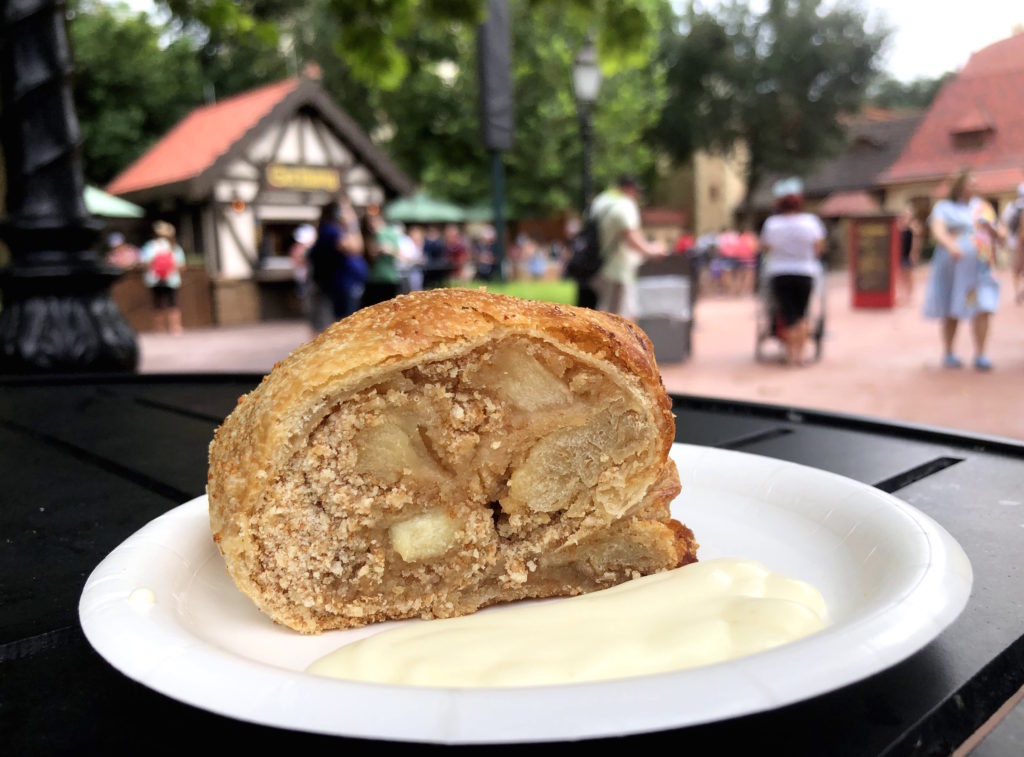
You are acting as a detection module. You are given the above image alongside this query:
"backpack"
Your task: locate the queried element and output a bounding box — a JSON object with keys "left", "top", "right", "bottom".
{"left": 149, "top": 241, "right": 177, "bottom": 281}
{"left": 566, "top": 216, "right": 601, "bottom": 283}
{"left": 566, "top": 202, "right": 615, "bottom": 283}
{"left": 309, "top": 226, "right": 341, "bottom": 292}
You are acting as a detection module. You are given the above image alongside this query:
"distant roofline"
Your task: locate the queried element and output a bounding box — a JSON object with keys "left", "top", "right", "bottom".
{"left": 106, "top": 78, "right": 301, "bottom": 196}
{"left": 106, "top": 76, "right": 414, "bottom": 200}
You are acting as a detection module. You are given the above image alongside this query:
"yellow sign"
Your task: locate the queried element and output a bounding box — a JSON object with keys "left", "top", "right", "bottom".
{"left": 265, "top": 163, "right": 341, "bottom": 192}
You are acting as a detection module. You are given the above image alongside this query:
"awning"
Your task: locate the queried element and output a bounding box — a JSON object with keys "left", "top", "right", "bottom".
{"left": 384, "top": 192, "right": 465, "bottom": 223}
{"left": 85, "top": 185, "right": 144, "bottom": 218}
{"left": 817, "top": 190, "right": 882, "bottom": 218}
{"left": 462, "top": 201, "right": 512, "bottom": 223}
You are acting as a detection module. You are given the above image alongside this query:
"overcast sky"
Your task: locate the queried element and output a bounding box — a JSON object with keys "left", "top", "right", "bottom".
{"left": 120, "top": 0, "right": 1023, "bottom": 83}
{"left": 874, "top": 1, "right": 1022, "bottom": 80}
{"left": 689, "top": 1, "right": 1024, "bottom": 81}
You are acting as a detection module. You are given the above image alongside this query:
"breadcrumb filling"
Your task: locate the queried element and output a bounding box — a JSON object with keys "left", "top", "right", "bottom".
{"left": 256, "top": 336, "right": 677, "bottom": 628}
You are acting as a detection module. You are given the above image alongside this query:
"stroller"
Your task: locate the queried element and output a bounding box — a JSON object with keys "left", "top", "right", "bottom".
{"left": 755, "top": 263, "right": 827, "bottom": 363}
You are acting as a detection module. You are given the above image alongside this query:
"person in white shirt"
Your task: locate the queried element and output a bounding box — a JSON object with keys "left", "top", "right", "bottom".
{"left": 591, "top": 174, "right": 666, "bottom": 319}
{"left": 395, "top": 223, "right": 425, "bottom": 292}
{"left": 759, "top": 177, "right": 826, "bottom": 366}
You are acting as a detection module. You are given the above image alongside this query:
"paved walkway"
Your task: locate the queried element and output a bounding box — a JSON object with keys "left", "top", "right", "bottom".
{"left": 658, "top": 269, "right": 1023, "bottom": 440}
{"left": 139, "top": 269, "right": 1024, "bottom": 440}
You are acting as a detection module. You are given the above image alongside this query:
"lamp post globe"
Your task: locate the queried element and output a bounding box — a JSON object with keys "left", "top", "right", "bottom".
{"left": 572, "top": 40, "right": 602, "bottom": 105}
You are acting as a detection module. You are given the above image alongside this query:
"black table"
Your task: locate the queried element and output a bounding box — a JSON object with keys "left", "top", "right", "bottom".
{"left": 2, "top": 375, "right": 1022, "bottom": 754}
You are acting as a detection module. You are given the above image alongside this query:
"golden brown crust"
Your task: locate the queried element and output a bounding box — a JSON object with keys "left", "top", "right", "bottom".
{"left": 208, "top": 289, "right": 686, "bottom": 632}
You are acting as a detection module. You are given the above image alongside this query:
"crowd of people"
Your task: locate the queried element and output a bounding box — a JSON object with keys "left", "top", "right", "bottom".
{"left": 577, "top": 168, "right": 1023, "bottom": 371}
{"left": 573, "top": 173, "right": 825, "bottom": 367}
{"left": 297, "top": 199, "right": 555, "bottom": 333}
{"left": 104, "top": 199, "right": 570, "bottom": 336}
{"left": 674, "top": 227, "right": 760, "bottom": 298}
{"left": 106, "top": 168, "right": 1024, "bottom": 372}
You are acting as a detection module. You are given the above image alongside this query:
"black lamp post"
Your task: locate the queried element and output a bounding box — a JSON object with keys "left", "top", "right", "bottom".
{"left": 477, "top": 0, "right": 513, "bottom": 282}
{"left": 572, "top": 38, "right": 601, "bottom": 213}
{"left": 0, "top": 0, "right": 137, "bottom": 373}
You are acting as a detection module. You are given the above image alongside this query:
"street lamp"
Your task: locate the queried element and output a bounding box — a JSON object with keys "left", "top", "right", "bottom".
{"left": 572, "top": 38, "right": 602, "bottom": 213}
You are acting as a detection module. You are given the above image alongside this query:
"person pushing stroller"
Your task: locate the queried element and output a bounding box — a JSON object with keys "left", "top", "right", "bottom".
{"left": 759, "top": 178, "right": 826, "bottom": 366}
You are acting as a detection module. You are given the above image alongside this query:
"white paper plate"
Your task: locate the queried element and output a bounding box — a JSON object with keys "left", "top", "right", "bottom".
{"left": 79, "top": 444, "right": 972, "bottom": 744}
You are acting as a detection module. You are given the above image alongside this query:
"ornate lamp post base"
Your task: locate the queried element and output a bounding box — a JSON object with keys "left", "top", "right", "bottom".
{"left": 0, "top": 0, "right": 138, "bottom": 373}
{"left": 0, "top": 266, "right": 138, "bottom": 373}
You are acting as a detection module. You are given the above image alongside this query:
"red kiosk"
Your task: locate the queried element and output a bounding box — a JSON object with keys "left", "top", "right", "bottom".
{"left": 849, "top": 215, "right": 899, "bottom": 308}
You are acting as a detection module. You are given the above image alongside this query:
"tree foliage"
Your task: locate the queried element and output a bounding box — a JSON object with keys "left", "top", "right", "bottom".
{"left": 74, "top": 0, "right": 892, "bottom": 220}
{"left": 868, "top": 72, "right": 953, "bottom": 111}
{"left": 74, "top": 0, "right": 668, "bottom": 217}
{"left": 160, "top": 0, "right": 664, "bottom": 90}
{"left": 657, "top": 0, "right": 890, "bottom": 203}
{"left": 161, "top": 0, "right": 290, "bottom": 100}
{"left": 369, "top": 0, "right": 667, "bottom": 215}
{"left": 70, "top": 1, "right": 205, "bottom": 184}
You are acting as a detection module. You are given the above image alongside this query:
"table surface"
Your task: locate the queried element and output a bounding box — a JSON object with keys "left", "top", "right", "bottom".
{"left": 2, "top": 375, "right": 1022, "bottom": 755}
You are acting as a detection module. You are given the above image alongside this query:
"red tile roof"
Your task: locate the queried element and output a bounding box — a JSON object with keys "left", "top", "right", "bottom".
{"left": 106, "top": 78, "right": 300, "bottom": 196}
{"left": 950, "top": 105, "right": 995, "bottom": 134}
{"left": 932, "top": 167, "right": 1024, "bottom": 198}
{"left": 880, "top": 32, "right": 1024, "bottom": 190}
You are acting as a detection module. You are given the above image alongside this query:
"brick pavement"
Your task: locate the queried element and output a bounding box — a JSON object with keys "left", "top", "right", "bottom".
{"left": 657, "top": 268, "right": 1022, "bottom": 440}
{"left": 138, "top": 268, "right": 1023, "bottom": 439}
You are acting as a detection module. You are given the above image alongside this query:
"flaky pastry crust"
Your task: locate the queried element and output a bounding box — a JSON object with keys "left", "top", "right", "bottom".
{"left": 208, "top": 289, "right": 696, "bottom": 632}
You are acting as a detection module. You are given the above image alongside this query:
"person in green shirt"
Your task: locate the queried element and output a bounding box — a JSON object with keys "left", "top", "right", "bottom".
{"left": 591, "top": 175, "right": 667, "bottom": 319}
{"left": 362, "top": 213, "right": 402, "bottom": 308}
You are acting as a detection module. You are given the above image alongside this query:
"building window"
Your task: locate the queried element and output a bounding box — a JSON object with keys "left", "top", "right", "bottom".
{"left": 851, "top": 136, "right": 881, "bottom": 151}
{"left": 951, "top": 129, "right": 991, "bottom": 151}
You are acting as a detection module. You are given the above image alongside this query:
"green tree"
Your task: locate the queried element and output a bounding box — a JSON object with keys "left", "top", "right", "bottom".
{"left": 658, "top": 0, "right": 890, "bottom": 207}
{"left": 72, "top": 1, "right": 295, "bottom": 184}
{"left": 287, "top": 0, "right": 382, "bottom": 131}
{"left": 162, "top": 0, "right": 290, "bottom": 99}
{"left": 868, "top": 72, "right": 953, "bottom": 111}
{"left": 370, "top": 0, "right": 668, "bottom": 216}
{"left": 70, "top": 1, "right": 206, "bottom": 184}
{"left": 160, "top": 0, "right": 666, "bottom": 90}
{"left": 157, "top": 0, "right": 670, "bottom": 216}
{"left": 76, "top": 0, "right": 669, "bottom": 217}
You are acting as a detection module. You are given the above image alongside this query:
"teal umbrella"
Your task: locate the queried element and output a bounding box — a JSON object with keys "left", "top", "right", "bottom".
{"left": 85, "top": 186, "right": 144, "bottom": 218}
{"left": 384, "top": 192, "right": 466, "bottom": 223}
{"left": 463, "top": 200, "right": 512, "bottom": 222}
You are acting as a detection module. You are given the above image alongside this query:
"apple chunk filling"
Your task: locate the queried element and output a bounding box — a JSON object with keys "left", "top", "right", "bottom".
{"left": 471, "top": 347, "right": 571, "bottom": 411}
{"left": 503, "top": 407, "right": 645, "bottom": 517}
{"left": 355, "top": 420, "right": 440, "bottom": 484}
{"left": 390, "top": 510, "right": 464, "bottom": 561}
{"left": 261, "top": 335, "right": 676, "bottom": 629}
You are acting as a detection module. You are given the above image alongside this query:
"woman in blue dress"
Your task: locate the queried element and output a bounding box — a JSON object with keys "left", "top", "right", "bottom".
{"left": 923, "top": 169, "right": 1001, "bottom": 370}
